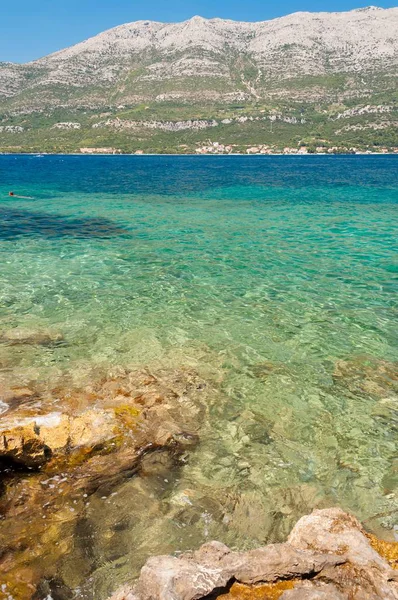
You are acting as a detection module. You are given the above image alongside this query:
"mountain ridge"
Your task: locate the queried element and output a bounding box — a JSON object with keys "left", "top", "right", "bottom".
{"left": 0, "top": 6, "right": 397, "bottom": 154}
{"left": 24, "top": 6, "right": 395, "bottom": 65}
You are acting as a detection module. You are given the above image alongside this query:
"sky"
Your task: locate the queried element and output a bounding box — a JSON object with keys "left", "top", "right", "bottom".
{"left": 1, "top": 0, "right": 397, "bottom": 63}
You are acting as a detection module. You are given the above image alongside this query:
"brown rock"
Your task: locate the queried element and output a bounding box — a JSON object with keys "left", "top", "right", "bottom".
{"left": 0, "top": 413, "right": 68, "bottom": 467}
{"left": 0, "top": 368, "right": 206, "bottom": 599}
{"left": 372, "top": 397, "right": 398, "bottom": 429}
{"left": 0, "top": 425, "right": 48, "bottom": 466}
{"left": 333, "top": 357, "right": 398, "bottom": 398}
{"left": 68, "top": 409, "right": 116, "bottom": 448}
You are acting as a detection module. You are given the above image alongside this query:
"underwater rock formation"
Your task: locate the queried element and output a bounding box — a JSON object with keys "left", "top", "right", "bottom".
{"left": 0, "top": 368, "right": 207, "bottom": 599}
{"left": 0, "top": 326, "right": 64, "bottom": 347}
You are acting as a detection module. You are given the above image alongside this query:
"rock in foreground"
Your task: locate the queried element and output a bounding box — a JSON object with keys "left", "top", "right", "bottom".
{"left": 0, "top": 367, "right": 207, "bottom": 599}
{"left": 109, "top": 508, "right": 398, "bottom": 600}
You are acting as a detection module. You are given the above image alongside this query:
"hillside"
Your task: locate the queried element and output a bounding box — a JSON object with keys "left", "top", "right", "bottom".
{"left": 0, "top": 6, "right": 397, "bottom": 154}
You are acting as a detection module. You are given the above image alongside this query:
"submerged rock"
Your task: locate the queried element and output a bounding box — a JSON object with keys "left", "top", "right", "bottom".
{"left": 249, "top": 361, "right": 288, "bottom": 381}
{"left": 109, "top": 508, "right": 398, "bottom": 600}
{"left": 333, "top": 356, "right": 398, "bottom": 398}
{"left": 0, "top": 367, "right": 207, "bottom": 600}
{"left": 372, "top": 396, "right": 398, "bottom": 430}
{"left": 0, "top": 327, "right": 64, "bottom": 347}
{"left": 0, "top": 366, "right": 205, "bottom": 471}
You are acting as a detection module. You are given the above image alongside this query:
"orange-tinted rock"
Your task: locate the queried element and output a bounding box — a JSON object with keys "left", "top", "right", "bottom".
{"left": 216, "top": 581, "right": 297, "bottom": 599}
{"left": 368, "top": 533, "right": 398, "bottom": 570}
{"left": 0, "top": 410, "right": 120, "bottom": 467}
{"left": 0, "top": 367, "right": 206, "bottom": 600}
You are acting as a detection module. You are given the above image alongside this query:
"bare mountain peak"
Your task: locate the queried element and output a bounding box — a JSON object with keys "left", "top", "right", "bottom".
{"left": 355, "top": 5, "right": 384, "bottom": 11}
{"left": 14, "top": 6, "right": 394, "bottom": 67}
{"left": 0, "top": 5, "right": 397, "bottom": 110}
{"left": 32, "top": 6, "right": 397, "bottom": 64}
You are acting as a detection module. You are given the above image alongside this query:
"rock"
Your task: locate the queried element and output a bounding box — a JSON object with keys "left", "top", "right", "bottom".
{"left": 138, "top": 553, "right": 230, "bottom": 600}
{"left": 68, "top": 409, "right": 117, "bottom": 449}
{"left": 109, "top": 509, "right": 398, "bottom": 600}
{"left": 133, "top": 540, "right": 344, "bottom": 600}
{"left": 0, "top": 425, "right": 48, "bottom": 467}
{"left": 232, "top": 544, "right": 345, "bottom": 584}
{"left": 0, "top": 366, "right": 205, "bottom": 471}
{"left": 372, "top": 397, "right": 398, "bottom": 429}
{"left": 236, "top": 410, "right": 272, "bottom": 446}
{"left": 0, "top": 368, "right": 206, "bottom": 598}
{"left": 0, "top": 410, "right": 118, "bottom": 467}
{"left": 288, "top": 508, "right": 398, "bottom": 600}
{"left": 137, "top": 542, "right": 234, "bottom": 600}
{"left": 1, "top": 386, "right": 36, "bottom": 404}
{"left": 367, "top": 534, "right": 398, "bottom": 570}
{"left": 108, "top": 585, "right": 139, "bottom": 600}
{"left": 280, "top": 582, "right": 346, "bottom": 599}
{"left": 288, "top": 508, "right": 388, "bottom": 570}
{"left": 333, "top": 357, "right": 398, "bottom": 398}
{"left": 32, "top": 577, "right": 74, "bottom": 600}
{"left": 0, "top": 412, "right": 76, "bottom": 467}
{"left": 250, "top": 361, "right": 287, "bottom": 380}
{"left": 0, "top": 327, "right": 64, "bottom": 346}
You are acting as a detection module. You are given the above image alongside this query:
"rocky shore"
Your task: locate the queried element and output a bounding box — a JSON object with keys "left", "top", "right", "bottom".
{"left": 0, "top": 325, "right": 397, "bottom": 599}
{"left": 109, "top": 508, "right": 398, "bottom": 600}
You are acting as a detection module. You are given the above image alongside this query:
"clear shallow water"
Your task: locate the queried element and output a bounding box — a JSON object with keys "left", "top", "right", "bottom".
{"left": 0, "top": 156, "right": 397, "bottom": 597}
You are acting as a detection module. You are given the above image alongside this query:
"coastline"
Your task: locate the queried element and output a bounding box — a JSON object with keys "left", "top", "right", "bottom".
{"left": 1, "top": 152, "right": 398, "bottom": 157}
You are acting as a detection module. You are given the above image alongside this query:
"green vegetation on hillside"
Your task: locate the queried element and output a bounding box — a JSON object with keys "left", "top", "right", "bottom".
{"left": 0, "top": 71, "right": 397, "bottom": 154}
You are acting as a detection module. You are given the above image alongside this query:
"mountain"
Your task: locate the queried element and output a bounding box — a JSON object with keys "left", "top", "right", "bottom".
{"left": 0, "top": 7, "right": 397, "bottom": 154}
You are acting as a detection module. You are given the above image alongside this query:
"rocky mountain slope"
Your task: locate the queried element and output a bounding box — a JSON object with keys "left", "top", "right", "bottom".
{"left": 0, "top": 7, "right": 397, "bottom": 153}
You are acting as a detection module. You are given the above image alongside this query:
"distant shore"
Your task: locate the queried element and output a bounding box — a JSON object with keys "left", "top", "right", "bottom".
{"left": 1, "top": 152, "right": 397, "bottom": 157}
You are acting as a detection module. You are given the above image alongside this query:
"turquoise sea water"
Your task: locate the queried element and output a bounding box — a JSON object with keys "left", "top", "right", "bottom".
{"left": 0, "top": 155, "right": 397, "bottom": 597}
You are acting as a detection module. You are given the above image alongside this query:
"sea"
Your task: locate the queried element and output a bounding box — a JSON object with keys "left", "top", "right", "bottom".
{"left": 0, "top": 155, "right": 397, "bottom": 597}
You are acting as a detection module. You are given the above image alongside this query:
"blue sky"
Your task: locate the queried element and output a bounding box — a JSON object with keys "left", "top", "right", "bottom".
{"left": 1, "top": 0, "right": 397, "bottom": 63}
